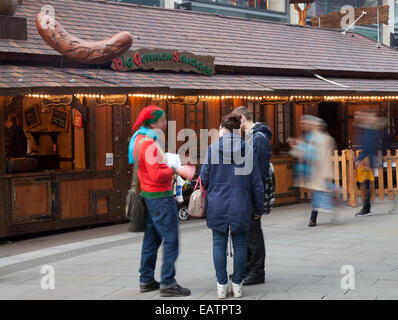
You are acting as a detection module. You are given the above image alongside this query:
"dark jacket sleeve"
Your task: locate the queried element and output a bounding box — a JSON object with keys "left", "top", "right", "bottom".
{"left": 253, "top": 133, "right": 271, "bottom": 182}
{"left": 251, "top": 153, "right": 265, "bottom": 216}
{"left": 200, "top": 147, "right": 211, "bottom": 188}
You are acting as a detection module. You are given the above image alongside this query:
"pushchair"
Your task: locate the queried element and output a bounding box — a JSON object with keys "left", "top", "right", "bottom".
{"left": 173, "top": 167, "right": 200, "bottom": 221}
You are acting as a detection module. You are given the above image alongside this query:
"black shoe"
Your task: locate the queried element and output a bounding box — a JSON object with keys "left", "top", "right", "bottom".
{"left": 160, "top": 283, "right": 191, "bottom": 297}
{"left": 242, "top": 274, "right": 265, "bottom": 286}
{"left": 355, "top": 209, "right": 371, "bottom": 217}
{"left": 140, "top": 280, "right": 160, "bottom": 293}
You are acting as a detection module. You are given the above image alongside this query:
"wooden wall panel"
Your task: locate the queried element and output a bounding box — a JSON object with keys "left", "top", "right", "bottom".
{"left": 233, "top": 98, "right": 244, "bottom": 108}
{"left": 61, "top": 178, "right": 113, "bottom": 219}
{"left": 265, "top": 104, "right": 275, "bottom": 145}
{"left": 207, "top": 100, "right": 221, "bottom": 130}
{"left": 130, "top": 97, "right": 151, "bottom": 131}
{"left": 169, "top": 103, "right": 186, "bottom": 150}
{"left": 295, "top": 104, "right": 303, "bottom": 138}
{"left": 96, "top": 105, "right": 113, "bottom": 171}
{"left": 15, "top": 183, "right": 48, "bottom": 216}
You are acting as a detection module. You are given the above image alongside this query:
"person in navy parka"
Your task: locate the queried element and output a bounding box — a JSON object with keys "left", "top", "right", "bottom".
{"left": 200, "top": 113, "right": 264, "bottom": 299}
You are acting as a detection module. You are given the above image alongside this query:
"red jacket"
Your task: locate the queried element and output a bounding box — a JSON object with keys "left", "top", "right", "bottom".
{"left": 134, "top": 134, "right": 174, "bottom": 199}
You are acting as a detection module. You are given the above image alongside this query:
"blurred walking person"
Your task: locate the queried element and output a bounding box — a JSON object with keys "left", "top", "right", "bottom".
{"left": 289, "top": 115, "right": 336, "bottom": 227}
{"left": 200, "top": 113, "right": 264, "bottom": 298}
{"left": 232, "top": 106, "right": 272, "bottom": 286}
{"left": 353, "top": 110, "right": 386, "bottom": 217}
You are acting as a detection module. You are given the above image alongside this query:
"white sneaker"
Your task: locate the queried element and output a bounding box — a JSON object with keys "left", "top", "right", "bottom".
{"left": 231, "top": 282, "right": 243, "bottom": 298}
{"left": 217, "top": 282, "right": 228, "bottom": 299}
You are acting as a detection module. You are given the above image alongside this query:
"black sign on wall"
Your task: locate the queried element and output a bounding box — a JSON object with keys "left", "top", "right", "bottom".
{"left": 24, "top": 105, "right": 40, "bottom": 130}
{"left": 51, "top": 109, "right": 69, "bottom": 130}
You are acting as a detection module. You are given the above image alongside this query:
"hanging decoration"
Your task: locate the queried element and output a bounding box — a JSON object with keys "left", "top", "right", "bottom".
{"left": 167, "top": 96, "right": 199, "bottom": 105}
{"left": 290, "top": 96, "right": 323, "bottom": 104}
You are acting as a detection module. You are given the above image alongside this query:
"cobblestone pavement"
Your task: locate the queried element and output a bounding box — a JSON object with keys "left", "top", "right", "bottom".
{"left": 0, "top": 200, "right": 398, "bottom": 300}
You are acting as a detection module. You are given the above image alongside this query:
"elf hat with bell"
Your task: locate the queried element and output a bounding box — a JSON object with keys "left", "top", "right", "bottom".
{"left": 132, "top": 105, "right": 165, "bottom": 130}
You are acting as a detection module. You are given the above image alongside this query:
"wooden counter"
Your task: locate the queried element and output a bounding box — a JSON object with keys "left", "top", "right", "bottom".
{"left": 0, "top": 169, "right": 124, "bottom": 238}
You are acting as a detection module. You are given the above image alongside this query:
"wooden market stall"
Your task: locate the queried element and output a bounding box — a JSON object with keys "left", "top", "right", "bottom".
{"left": 1, "top": 0, "right": 398, "bottom": 237}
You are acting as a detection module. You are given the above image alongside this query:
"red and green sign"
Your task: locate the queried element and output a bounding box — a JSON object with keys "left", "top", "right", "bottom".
{"left": 111, "top": 48, "right": 215, "bottom": 76}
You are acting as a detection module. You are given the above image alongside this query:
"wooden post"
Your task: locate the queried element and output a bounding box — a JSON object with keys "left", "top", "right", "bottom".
{"left": 87, "top": 97, "right": 97, "bottom": 171}
{"left": 395, "top": 149, "right": 398, "bottom": 199}
{"left": 341, "top": 150, "right": 348, "bottom": 201}
{"left": 378, "top": 150, "right": 384, "bottom": 201}
{"left": 0, "top": 96, "right": 6, "bottom": 175}
{"left": 386, "top": 149, "right": 393, "bottom": 200}
{"left": 347, "top": 149, "right": 357, "bottom": 207}
{"left": 334, "top": 150, "right": 340, "bottom": 188}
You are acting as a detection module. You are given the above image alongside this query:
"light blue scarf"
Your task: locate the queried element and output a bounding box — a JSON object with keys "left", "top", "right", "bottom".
{"left": 128, "top": 126, "right": 159, "bottom": 164}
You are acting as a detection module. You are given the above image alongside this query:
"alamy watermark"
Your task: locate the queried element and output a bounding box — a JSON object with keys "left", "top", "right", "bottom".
{"left": 340, "top": 265, "right": 355, "bottom": 290}
{"left": 142, "top": 122, "right": 254, "bottom": 175}
{"left": 40, "top": 265, "right": 55, "bottom": 290}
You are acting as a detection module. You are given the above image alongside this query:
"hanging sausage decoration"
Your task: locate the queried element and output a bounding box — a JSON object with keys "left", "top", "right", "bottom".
{"left": 36, "top": 10, "right": 133, "bottom": 65}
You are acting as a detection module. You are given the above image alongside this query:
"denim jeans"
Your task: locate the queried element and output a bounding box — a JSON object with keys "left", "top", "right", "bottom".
{"left": 212, "top": 230, "right": 247, "bottom": 285}
{"left": 139, "top": 197, "right": 179, "bottom": 286}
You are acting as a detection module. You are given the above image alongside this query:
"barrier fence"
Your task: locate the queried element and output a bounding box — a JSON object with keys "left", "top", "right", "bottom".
{"left": 300, "top": 149, "right": 398, "bottom": 207}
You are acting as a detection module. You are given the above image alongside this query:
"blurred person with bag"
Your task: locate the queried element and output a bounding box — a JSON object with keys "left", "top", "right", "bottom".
{"left": 353, "top": 111, "right": 387, "bottom": 217}
{"left": 128, "top": 105, "right": 190, "bottom": 297}
{"left": 289, "top": 115, "right": 336, "bottom": 227}
{"left": 200, "top": 114, "right": 264, "bottom": 299}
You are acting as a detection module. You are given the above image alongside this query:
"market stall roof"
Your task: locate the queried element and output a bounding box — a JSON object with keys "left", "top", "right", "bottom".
{"left": 2, "top": 0, "right": 398, "bottom": 76}
{"left": 3, "top": 65, "right": 398, "bottom": 96}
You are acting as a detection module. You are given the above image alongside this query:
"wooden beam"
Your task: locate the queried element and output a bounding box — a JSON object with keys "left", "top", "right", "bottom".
{"left": 87, "top": 97, "right": 97, "bottom": 171}
{"left": 0, "top": 96, "right": 6, "bottom": 175}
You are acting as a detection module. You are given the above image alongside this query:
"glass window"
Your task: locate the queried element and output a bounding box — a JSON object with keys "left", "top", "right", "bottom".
{"left": 267, "top": 0, "right": 286, "bottom": 12}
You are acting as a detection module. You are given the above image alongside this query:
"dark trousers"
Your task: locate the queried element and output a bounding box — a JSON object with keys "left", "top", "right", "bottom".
{"left": 362, "top": 180, "right": 371, "bottom": 212}
{"left": 245, "top": 216, "right": 265, "bottom": 278}
{"left": 310, "top": 209, "right": 318, "bottom": 223}
{"left": 139, "top": 197, "right": 179, "bottom": 286}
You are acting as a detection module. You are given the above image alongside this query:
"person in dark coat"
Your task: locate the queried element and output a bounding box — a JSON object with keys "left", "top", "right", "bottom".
{"left": 4, "top": 115, "right": 27, "bottom": 158}
{"left": 200, "top": 113, "right": 264, "bottom": 299}
{"left": 232, "top": 106, "right": 272, "bottom": 285}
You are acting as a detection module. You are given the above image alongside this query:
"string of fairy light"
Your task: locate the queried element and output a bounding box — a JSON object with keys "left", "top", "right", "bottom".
{"left": 25, "top": 94, "right": 398, "bottom": 102}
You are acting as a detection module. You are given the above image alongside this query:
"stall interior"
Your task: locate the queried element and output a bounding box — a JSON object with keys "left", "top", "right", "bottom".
{"left": 1, "top": 94, "right": 398, "bottom": 238}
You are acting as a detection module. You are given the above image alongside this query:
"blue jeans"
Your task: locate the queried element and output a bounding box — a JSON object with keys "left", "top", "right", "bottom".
{"left": 139, "top": 197, "right": 179, "bottom": 286}
{"left": 212, "top": 230, "right": 247, "bottom": 285}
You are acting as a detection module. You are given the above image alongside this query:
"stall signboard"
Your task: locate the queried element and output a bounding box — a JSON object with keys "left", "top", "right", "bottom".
{"left": 111, "top": 48, "right": 215, "bottom": 76}
{"left": 24, "top": 105, "right": 41, "bottom": 130}
{"left": 51, "top": 109, "right": 69, "bottom": 130}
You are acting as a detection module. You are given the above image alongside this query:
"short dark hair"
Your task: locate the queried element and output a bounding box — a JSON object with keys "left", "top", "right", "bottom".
{"left": 232, "top": 106, "right": 252, "bottom": 121}
{"left": 221, "top": 113, "right": 241, "bottom": 132}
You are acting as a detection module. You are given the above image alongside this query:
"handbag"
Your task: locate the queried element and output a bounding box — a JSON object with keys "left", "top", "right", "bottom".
{"left": 125, "top": 138, "right": 147, "bottom": 232}
{"left": 187, "top": 177, "right": 207, "bottom": 218}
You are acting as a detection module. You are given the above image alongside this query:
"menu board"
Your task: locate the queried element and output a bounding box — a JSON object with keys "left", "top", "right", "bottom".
{"left": 24, "top": 105, "right": 40, "bottom": 130}
{"left": 51, "top": 109, "right": 69, "bottom": 130}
